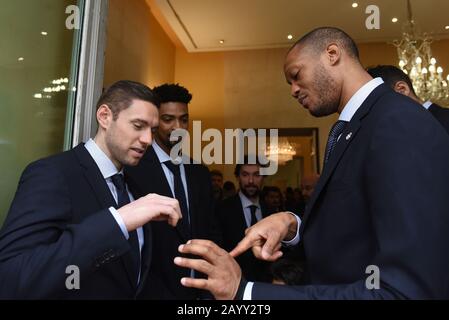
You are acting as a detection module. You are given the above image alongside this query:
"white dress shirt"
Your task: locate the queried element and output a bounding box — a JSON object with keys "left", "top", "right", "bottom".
{"left": 84, "top": 139, "right": 144, "bottom": 259}
{"left": 152, "top": 141, "right": 190, "bottom": 220}
{"left": 423, "top": 100, "right": 433, "bottom": 110}
{"left": 238, "top": 191, "right": 263, "bottom": 227}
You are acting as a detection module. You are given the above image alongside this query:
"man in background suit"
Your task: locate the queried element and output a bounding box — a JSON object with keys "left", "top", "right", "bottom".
{"left": 367, "top": 65, "right": 449, "bottom": 135}
{"left": 215, "top": 158, "right": 271, "bottom": 282}
{"left": 175, "top": 27, "right": 449, "bottom": 299}
{"left": 0, "top": 81, "right": 181, "bottom": 299}
{"left": 126, "top": 83, "right": 217, "bottom": 299}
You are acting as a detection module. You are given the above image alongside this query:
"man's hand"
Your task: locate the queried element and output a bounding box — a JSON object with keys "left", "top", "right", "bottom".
{"left": 174, "top": 240, "right": 242, "bottom": 300}
{"left": 118, "top": 193, "right": 182, "bottom": 231}
{"left": 230, "top": 212, "right": 298, "bottom": 261}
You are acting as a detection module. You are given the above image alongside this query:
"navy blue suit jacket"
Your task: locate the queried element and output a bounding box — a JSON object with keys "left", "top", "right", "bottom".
{"left": 0, "top": 144, "right": 152, "bottom": 299}
{"left": 428, "top": 103, "right": 449, "bottom": 136}
{"left": 126, "top": 146, "right": 219, "bottom": 299}
{"left": 251, "top": 85, "right": 449, "bottom": 299}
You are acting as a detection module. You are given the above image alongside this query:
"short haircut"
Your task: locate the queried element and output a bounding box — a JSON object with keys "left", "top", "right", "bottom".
{"left": 153, "top": 83, "right": 192, "bottom": 105}
{"left": 292, "top": 27, "right": 360, "bottom": 60}
{"left": 96, "top": 80, "right": 160, "bottom": 120}
{"left": 270, "top": 258, "right": 304, "bottom": 285}
{"left": 210, "top": 170, "right": 223, "bottom": 178}
{"left": 366, "top": 65, "right": 417, "bottom": 95}
{"left": 223, "top": 181, "right": 236, "bottom": 191}
{"left": 234, "top": 155, "right": 267, "bottom": 177}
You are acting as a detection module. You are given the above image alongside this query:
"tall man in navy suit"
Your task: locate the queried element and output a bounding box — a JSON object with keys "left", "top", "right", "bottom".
{"left": 174, "top": 27, "right": 449, "bottom": 299}
{"left": 367, "top": 65, "right": 449, "bottom": 135}
{"left": 0, "top": 80, "right": 182, "bottom": 299}
{"left": 126, "top": 84, "right": 218, "bottom": 299}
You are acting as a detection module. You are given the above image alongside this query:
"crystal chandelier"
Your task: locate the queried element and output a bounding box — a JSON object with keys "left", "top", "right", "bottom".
{"left": 265, "top": 138, "right": 296, "bottom": 165}
{"left": 393, "top": 0, "right": 449, "bottom": 106}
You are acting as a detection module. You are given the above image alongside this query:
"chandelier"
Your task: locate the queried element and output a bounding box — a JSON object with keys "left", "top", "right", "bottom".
{"left": 265, "top": 138, "right": 296, "bottom": 165}
{"left": 393, "top": 0, "right": 449, "bottom": 106}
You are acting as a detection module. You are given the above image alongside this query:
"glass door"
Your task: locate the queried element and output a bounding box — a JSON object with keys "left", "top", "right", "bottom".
{"left": 0, "top": 0, "right": 84, "bottom": 225}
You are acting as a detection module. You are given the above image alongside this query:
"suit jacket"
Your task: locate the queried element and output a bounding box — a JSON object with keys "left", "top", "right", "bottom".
{"left": 125, "top": 146, "right": 218, "bottom": 299}
{"left": 0, "top": 144, "right": 152, "bottom": 299}
{"left": 216, "top": 194, "right": 272, "bottom": 282}
{"left": 251, "top": 85, "right": 449, "bottom": 299}
{"left": 428, "top": 103, "right": 449, "bottom": 136}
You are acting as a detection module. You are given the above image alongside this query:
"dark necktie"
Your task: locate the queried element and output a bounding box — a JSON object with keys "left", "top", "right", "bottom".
{"left": 324, "top": 120, "right": 348, "bottom": 165}
{"left": 163, "top": 161, "right": 191, "bottom": 238}
{"left": 110, "top": 173, "right": 140, "bottom": 284}
{"left": 249, "top": 204, "right": 258, "bottom": 226}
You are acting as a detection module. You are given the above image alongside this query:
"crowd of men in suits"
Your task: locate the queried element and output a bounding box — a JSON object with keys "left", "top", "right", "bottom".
{"left": 1, "top": 26, "right": 449, "bottom": 299}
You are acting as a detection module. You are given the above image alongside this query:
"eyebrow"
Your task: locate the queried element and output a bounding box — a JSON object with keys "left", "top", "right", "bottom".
{"left": 131, "top": 119, "right": 150, "bottom": 126}
{"left": 160, "top": 113, "right": 189, "bottom": 118}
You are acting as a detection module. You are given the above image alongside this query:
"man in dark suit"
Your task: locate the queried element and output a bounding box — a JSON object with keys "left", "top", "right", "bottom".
{"left": 126, "top": 83, "right": 218, "bottom": 299}
{"left": 0, "top": 80, "right": 181, "bottom": 299}
{"left": 367, "top": 65, "right": 449, "bottom": 135}
{"left": 174, "top": 27, "right": 449, "bottom": 299}
{"left": 215, "top": 159, "right": 271, "bottom": 282}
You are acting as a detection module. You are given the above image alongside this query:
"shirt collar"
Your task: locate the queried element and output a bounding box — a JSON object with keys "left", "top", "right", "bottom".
{"left": 339, "top": 77, "right": 384, "bottom": 122}
{"left": 423, "top": 100, "right": 433, "bottom": 110}
{"left": 152, "top": 140, "right": 171, "bottom": 164}
{"left": 84, "top": 138, "right": 121, "bottom": 179}
{"left": 153, "top": 140, "right": 190, "bottom": 165}
{"left": 238, "top": 191, "right": 260, "bottom": 208}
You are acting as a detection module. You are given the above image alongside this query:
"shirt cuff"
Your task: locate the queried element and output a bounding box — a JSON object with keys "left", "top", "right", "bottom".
{"left": 109, "top": 207, "right": 129, "bottom": 240}
{"left": 281, "top": 212, "right": 301, "bottom": 246}
{"left": 243, "top": 282, "right": 254, "bottom": 300}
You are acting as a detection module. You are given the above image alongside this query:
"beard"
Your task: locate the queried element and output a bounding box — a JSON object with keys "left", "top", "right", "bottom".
{"left": 241, "top": 184, "right": 260, "bottom": 198}
{"left": 308, "top": 63, "right": 340, "bottom": 117}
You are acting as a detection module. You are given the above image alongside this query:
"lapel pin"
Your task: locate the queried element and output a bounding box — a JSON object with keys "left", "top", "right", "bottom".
{"left": 346, "top": 132, "right": 352, "bottom": 140}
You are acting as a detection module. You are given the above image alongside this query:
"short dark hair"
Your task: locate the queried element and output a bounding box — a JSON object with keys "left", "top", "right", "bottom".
{"left": 292, "top": 27, "right": 359, "bottom": 60}
{"left": 210, "top": 170, "right": 223, "bottom": 178}
{"left": 270, "top": 258, "right": 304, "bottom": 285}
{"left": 366, "top": 65, "right": 417, "bottom": 95}
{"left": 153, "top": 83, "right": 192, "bottom": 104}
{"left": 223, "top": 181, "right": 236, "bottom": 191}
{"left": 234, "top": 155, "right": 267, "bottom": 177}
{"left": 96, "top": 80, "right": 160, "bottom": 120}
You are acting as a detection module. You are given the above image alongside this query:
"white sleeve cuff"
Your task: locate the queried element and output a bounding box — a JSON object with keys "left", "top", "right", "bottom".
{"left": 281, "top": 212, "right": 301, "bottom": 246}
{"left": 109, "top": 207, "right": 130, "bottom": 240}
{"left": 243, "top": 282, "right": 254, "bottom": 300}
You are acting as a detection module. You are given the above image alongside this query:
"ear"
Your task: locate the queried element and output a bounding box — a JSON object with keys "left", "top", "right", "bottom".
{"left": 325, "top": 43, "right": 341, "bottom": 66}
{"left": 96, "top": 104, "right": 113, "bottom": 130}
{"left": 393, "top": 81, "right": 411, "bottom": 96}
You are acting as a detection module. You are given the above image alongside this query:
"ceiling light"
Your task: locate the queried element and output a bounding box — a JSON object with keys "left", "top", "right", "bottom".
{"left": 352, "top": 3, "right": 358, "bottom": 8}
{"left": 41, "top": 31, "right": 48, "bottom": 36}
{"left": 445, "top": 25, "right": 449, "bottom": 30}
{"left": 287, "top": 34, "right": 293, "bottom": 40}
{"left": 18, "top": 57, "right": 24, "bottom": 61}
{"left": 219, "top": 40, "right": 225, "bottom": 44}
{"left": 392, "top": 17, "right": 398, "bottom": 23}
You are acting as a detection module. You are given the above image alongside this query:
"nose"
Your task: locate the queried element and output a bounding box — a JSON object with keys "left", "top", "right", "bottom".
{"left": 291, "top": 83, "right": 300, "bottom": 99}
{"left": 140, "top": 128, "right": 152, "bottom": 146}
{"left": 173, "top": 119, "right": 181, "bottom": 130}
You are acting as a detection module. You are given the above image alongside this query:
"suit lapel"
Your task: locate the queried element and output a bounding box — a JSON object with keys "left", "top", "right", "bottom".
{"left": 184, "top": 163, "right": 198, "bottom": 237}
{"left": 136, "top": 223, "right": 152, "bottom": 295}
{"left": 75, "top": 144, "right": 141, "bottom": 291}
{"left": 300, "top": 84, "right": 389, "bottom": 234}
{"left": 144, "top": 147, "right": 190, "bottom": 242}
{"left": 73, "top": 144, "right": 116, "bottom": 209}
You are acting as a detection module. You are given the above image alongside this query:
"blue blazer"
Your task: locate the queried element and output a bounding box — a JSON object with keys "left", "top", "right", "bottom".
{"left": 251, "top": 85, "right": 449, "bottom": 299}
{"left": 0, "top": 144, "right": 152, "bottom": 299}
